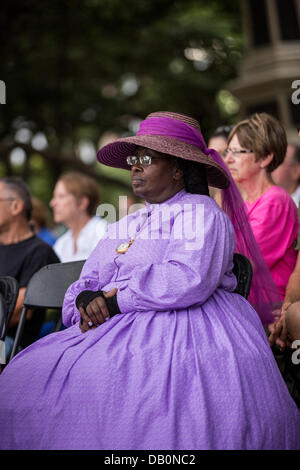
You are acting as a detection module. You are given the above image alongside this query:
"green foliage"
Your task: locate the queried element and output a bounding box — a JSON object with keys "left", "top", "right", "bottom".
{"left": 0, "top": 0, "right": 243, "bottom": 204}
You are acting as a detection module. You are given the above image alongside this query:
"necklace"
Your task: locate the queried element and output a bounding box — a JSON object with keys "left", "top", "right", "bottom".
{"left": 116, "top": 209, "right": 150, "bottom": 254}
{"left": 116, "top": 238, "right": 134, "bottom": 254}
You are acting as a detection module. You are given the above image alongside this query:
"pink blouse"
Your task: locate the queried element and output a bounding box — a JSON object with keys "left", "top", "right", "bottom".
{"left": 245, "top": 186, "right": 298, "bottom": 300}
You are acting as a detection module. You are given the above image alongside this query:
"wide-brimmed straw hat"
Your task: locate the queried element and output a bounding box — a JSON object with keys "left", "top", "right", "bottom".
{"left": 97, "top": 111, "right": 230, "bottom": 189}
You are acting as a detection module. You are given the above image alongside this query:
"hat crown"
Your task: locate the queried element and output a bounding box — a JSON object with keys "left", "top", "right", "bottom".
{"left": 146, "top": 111, "right": 201, "bottom": 132}
{"left": 97, "top": 111, "right": 230, "bottom": 189}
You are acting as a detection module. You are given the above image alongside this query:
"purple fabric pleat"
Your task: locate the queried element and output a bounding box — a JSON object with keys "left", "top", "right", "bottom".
{"left": 137, "top": 116, "right": 281, "bottom": 324}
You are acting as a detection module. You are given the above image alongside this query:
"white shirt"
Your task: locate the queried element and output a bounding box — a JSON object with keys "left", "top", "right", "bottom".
{"left": 291, "top": 186, "right": 300, "bottom": 208}
{"left": 53, "top": 216, "right": 108, "bottom": 262}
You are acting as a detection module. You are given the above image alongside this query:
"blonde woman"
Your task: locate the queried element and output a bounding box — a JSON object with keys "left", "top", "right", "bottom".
{"left": 50, "top": 172, "right": 107, "bottom": 262}
{"left": 224, "top": 113, "right": 299, "bottom": 302}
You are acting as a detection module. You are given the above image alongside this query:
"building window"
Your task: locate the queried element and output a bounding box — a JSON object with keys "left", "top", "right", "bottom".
{"left": 246, "top": 101, "right": 279, "bottom": 119}
{"left": 290, "top": 95, "right": 300, "bottom": 128}
{"left": 276, "top": 0, "right": 300, "bottom": 41}
{"left": 248, "top": 0, "right": 271, "bottom": 47}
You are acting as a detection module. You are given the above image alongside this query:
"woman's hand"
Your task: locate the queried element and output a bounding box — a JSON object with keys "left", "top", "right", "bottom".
{"left": 79, "top": 288, "right": 118, "bottom": 333}
{"left": 268, "top": 301, "right": 292, "bottom": 349}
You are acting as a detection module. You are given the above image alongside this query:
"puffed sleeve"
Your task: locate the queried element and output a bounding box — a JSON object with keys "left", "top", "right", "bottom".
{"left": 117, "top": 204, "right": 237, "bottom": 314}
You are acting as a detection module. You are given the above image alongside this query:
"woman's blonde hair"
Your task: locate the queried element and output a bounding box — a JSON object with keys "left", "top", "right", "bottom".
{"left": 58, "top": 172, "right": 101, "bottom": 216}
{"left": 228, "top": 113, "right": 287, "bottom": 173}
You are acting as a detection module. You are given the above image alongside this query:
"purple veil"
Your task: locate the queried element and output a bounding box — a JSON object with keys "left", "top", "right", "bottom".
{"left": 208, "top": 147, "right": 281, "bottom": 324}
{"left": 137, "top": 116, "right": 281, "bottom": 324}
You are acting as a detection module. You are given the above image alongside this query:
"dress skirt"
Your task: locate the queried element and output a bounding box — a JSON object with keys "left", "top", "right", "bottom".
{"left": 0, "top": 290, "right": 299, "bottom": 450}
{"left": 0, "top": 191, "right": 299, "bottom": 449}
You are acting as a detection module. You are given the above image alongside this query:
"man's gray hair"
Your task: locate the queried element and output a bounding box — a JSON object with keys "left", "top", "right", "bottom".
{"left": 0, "top": 177, "right": 32, "bottom": 221}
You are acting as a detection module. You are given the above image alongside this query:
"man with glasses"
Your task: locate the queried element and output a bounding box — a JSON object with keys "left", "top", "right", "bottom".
{"left": 0, "top": 177, "right": 59, "bottom": 362}
{"left": 208, "top": 125, "right": 233, "bottom": 159}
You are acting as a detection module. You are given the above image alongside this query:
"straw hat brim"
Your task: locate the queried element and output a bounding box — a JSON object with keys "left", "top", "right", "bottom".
{"left": 97, "top": 134, "right": 230, "bottom": 189}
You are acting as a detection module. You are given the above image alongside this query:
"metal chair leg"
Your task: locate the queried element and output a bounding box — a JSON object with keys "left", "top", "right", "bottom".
{"left": 9, "top": 306, "right": 27, "bottom": 361}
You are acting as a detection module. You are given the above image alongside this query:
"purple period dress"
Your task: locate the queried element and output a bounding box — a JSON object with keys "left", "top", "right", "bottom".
{"left": 0, "top": 190, "right": 299, "bottom": 449}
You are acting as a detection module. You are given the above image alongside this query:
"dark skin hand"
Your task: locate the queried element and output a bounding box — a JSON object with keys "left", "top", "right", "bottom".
{"left": 79, "top": 288, "right": 118, "bottom": 333}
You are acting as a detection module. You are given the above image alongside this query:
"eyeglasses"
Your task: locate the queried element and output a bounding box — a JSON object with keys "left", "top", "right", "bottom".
{"left": 224, "top": 148, "right": 254, "bottom": 157}
{"left": 126, "top": 155, "right": 168, "bottom": 166}
{"left": 215, "top": 125, "right": 234, "bottom": 134}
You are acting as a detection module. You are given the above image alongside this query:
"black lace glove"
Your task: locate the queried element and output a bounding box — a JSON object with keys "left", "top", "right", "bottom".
{"left": 75, "top": 290, "right": 121, "bottom": 317}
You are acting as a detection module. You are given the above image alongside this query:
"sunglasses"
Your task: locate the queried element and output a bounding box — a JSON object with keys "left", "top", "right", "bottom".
{"left": 126, "top": 155, "right": 170, "bottom": 166}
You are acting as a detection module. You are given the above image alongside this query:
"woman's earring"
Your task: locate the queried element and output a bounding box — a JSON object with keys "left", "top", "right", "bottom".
{"left": 174, "top": 168, "right": 183, "bottom": 180}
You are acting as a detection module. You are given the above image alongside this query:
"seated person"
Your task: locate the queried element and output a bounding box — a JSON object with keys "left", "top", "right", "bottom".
{"left": 50, "top": 172, "right": 107, "bottom": 262}
{"left": 208, "top": 125, "right": 232, "bottom": 202}
{"left": 208, "top": 124, "right": 233, "bottom": 158}
{"left": 0, "top": 177, "right": 59, "bottom": 361}
{"left": 272, "top": 143, "right": 300, "bottom": 207}
{"left": 224, "top": 113, "right": 299, "bottom": 302}
{"left": 0, "top": 113, "right": 298, "bottom": 450}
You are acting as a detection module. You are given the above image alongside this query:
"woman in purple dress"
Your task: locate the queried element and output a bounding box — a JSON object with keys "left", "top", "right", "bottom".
{"left": 0, "top": 112, "right": 299, "bottom": 450}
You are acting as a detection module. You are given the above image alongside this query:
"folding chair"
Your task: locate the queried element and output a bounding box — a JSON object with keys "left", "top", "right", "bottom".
{"left": 9, "top": 260, "right": 85, "bottom": 362}
{"left": 233, "top": 253, "right": 253, "bottom": 299}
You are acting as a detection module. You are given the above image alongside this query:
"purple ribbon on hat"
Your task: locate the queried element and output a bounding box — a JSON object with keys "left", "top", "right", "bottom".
{"left": 137, "top": 116, "right": 231, "bottom": 178}
{"left": 137, "top": 116, "right": 208, "bottom": 151}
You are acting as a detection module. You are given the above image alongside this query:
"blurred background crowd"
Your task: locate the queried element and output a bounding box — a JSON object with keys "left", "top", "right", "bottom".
{"left": 0, "top": 0, "right": 298, "bottom": 216}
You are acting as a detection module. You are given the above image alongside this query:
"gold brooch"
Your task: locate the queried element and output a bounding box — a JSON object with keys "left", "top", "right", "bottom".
{"left": 116, "top": 238, "right": 134, "bottom": 254}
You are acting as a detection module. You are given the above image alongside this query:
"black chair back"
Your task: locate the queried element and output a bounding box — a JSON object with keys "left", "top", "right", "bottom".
{"left": 233, "top": 253, "right": 253, "bottom": 299}
{"left": 9, "top": 260, "right": 84, "bottom": 361}
{"left": 0, "top": 276, "right": 19, "bottom": 341}
{"left": 22, "top": 261, "right": 85, "bottom": 309}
